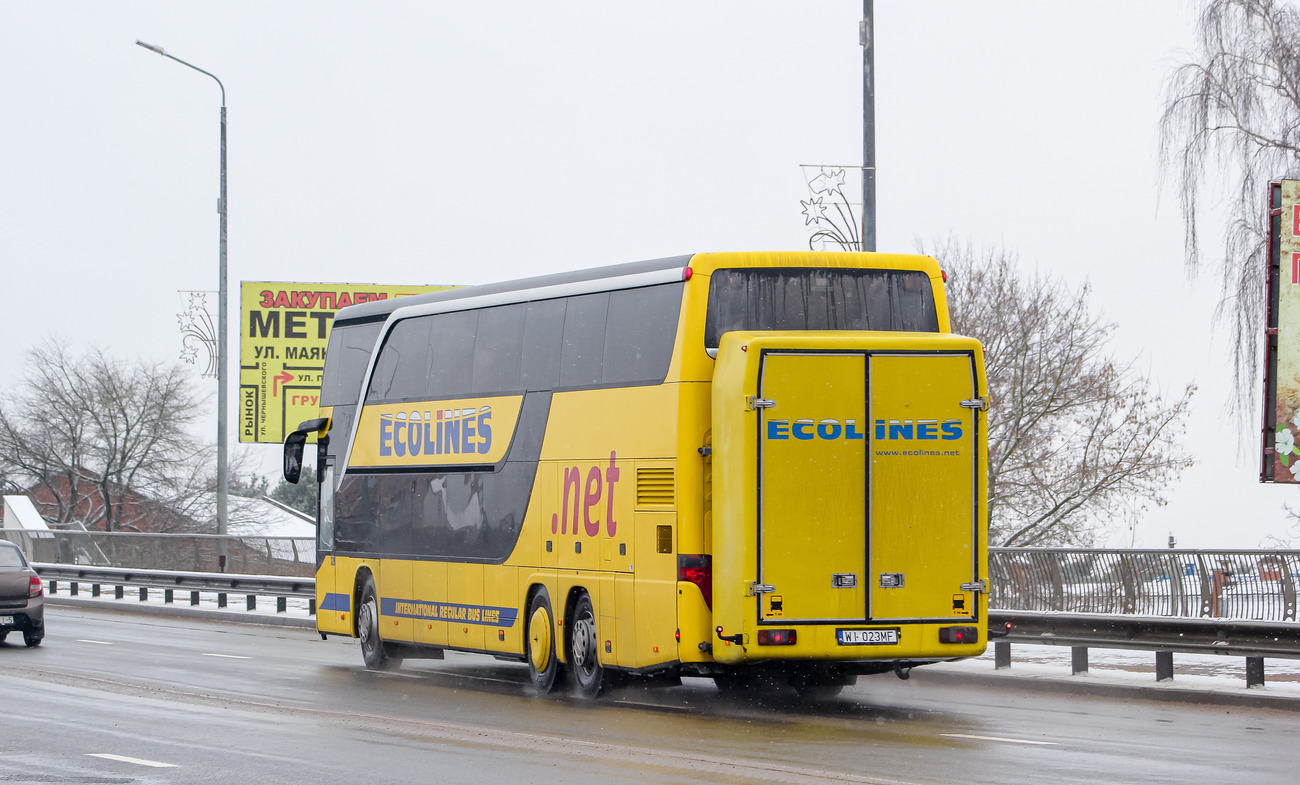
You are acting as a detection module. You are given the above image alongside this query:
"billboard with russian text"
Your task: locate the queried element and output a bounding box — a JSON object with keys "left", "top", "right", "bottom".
{"left": 239, "top": 282, "right": 452, "bottom": 444}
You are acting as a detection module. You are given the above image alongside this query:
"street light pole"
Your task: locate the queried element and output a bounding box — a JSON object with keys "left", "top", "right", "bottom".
{"left": 859, "top": 1, "right": 876, "bottom": 252}
{"left": 136, "top": 40, "right": 229, "bottom": 571}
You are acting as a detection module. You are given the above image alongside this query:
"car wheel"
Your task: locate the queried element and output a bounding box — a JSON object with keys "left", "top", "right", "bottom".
{"left": 526, "top": 590, "right": 565, "bottom": 694}
{"left": 0, "top": 631, "right": 7, "bottom": 644}
{"left": 568, "top": 592, "right": 608, "bottom": 698}
{"left": 357, "top": 577, "right": 399, "bottom": 671}
{"left": 23, "top": 631, "right": 42, "bottom": 648}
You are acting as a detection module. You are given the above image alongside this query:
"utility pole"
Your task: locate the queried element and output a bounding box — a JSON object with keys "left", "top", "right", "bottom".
{"left": 137, "top": 41, "right": 230, "bottom": 571}
{"left": 860, "top": 1, "right": 876, "bottom": 252}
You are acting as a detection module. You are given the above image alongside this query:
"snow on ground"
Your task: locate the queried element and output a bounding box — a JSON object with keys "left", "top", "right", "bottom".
{"left": 931, "top": 641, "right": 1300, "bottom": 697}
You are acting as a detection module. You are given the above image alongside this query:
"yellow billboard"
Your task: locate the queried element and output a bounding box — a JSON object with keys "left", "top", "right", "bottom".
{"left": 239, "top": 282, "right": 453, "bottom": 444}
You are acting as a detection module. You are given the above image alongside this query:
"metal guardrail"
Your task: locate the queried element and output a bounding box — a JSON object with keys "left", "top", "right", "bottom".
{"left": 33, "top": 563, "right": 315, "bottom": 597}
{"left": 989, "top": 609, "right": 1300, "bottom": 659}
{"left": 10, "top": 536, "right": 1295, "bottom": 619}
{"left": 986, "top": 549, "right": 1300, "bottom": 687}
{"left": 34, "top": 563, "right": 316, "bottom": 617}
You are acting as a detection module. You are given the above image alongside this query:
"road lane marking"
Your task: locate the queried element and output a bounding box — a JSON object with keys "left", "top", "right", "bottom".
{"left": 87, "top": 753, "right": 178, "bottom": 768}
{"left": 76, "top": 639, "right": 114, "bottom": 645}
{"left": 942, "top": 733, "right": 1058, "bottom": 746}
{"left": 201, "top": 653, "right": 252, "bottom": 659}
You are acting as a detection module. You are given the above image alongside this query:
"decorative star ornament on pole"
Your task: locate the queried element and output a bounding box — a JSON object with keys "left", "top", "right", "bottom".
{"left": 799, "top": 165, "right": 864, "bottom": 251}
{"left": 177, "top": 290, "right": 218, "bottom": 378}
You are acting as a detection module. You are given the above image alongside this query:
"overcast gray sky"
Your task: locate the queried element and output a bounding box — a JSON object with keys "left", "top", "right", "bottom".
{"left": 1, "top": 2, "right": 1287, "bottom": 547}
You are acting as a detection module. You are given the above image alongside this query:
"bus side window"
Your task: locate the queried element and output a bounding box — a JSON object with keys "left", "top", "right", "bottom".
{"left": 603, "top": 284, "right": 680, "bottom": 384}
{"left": 427, "top": 311, "right": 478, "bottom": 398}
{"left": 560, "top": 292, "right": 609, "bottom": 387}
{"left": 472, "top": 304, "right": 526, "bottom": 394}
{"left": 386, "top": 318, "right": 434, "bottom": 401}
{"left": 521, "top": 300, "right": 565, "bottom": 391}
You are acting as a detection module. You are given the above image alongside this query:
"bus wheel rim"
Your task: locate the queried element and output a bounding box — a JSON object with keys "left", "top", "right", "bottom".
{"left": 359, "top": 599, "right": 376, "bottom": 647}
{"left": 529, "top": 606, "right": 552, "bottom": 672}
{"left": 573, "top": 612, "right": 595, "bottom": 676}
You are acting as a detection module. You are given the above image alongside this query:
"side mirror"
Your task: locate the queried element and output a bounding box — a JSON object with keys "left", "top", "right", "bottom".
{"left": 283, "top": 431, "right": 307, "bottom": 484}
{"left": 282, "top": 417, "right": 330, "bottom": 484}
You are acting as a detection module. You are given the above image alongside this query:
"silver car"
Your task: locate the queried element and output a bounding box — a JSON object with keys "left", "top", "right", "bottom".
{"left": 0, "top": 540, "right": 43, "bottom": 647}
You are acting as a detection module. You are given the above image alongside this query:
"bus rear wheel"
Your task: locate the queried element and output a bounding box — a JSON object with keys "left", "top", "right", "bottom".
{"left": 358, "top": 577, "right": 400, "bottom": 671}
{"left": 526, "top": 590, "right": 564, "bottom": 693}
{"left": 568, "top": 593, "right": 607, "bottom": 698}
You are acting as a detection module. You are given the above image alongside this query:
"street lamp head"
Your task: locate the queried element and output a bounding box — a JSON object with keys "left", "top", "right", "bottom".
{"left": 135, "top": 40, "right": 166, "bottom": 56}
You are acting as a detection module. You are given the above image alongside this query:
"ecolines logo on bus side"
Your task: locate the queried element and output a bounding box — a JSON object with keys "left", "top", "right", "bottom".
{"left": 379, "top": 406, "right": 493, "bottom": 457}
{"left": 766, "top": 418, "right": 963, "bottom": 441}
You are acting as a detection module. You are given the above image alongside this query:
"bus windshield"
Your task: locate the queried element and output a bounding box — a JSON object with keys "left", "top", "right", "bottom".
{"left": 704, "top": 267, "right": 938, "bottom": 349}
{"left": 320, "top": 320, "right": 384, "bottom": 407}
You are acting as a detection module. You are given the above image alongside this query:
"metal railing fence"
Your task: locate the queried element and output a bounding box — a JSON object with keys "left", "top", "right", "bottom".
{"left": 987, "top": 548, "right": 1299, "bottom": 622}
{"left": 1, "top": 529, "right": 315, "bottom": 577}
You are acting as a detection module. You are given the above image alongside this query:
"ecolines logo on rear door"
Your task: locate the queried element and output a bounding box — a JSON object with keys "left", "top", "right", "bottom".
{"left": 874, "top": 419, "right": 963, "bottom": 441}
{"left": 765, "top": 417, "right": 963, "bottom": 441}
{"left": 766, "top": 419, "right": 866, "bottom": 441}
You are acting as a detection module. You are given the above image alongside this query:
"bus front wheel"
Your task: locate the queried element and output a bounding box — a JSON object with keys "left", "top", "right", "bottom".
{"left": 358, "top": 577, "right": 400, "bottom": 671}
{"left": 526, "top": 590, "right": 564, "bottom": 693}
{"left": 568, "top": 592, "right": 607, "bottom": 698}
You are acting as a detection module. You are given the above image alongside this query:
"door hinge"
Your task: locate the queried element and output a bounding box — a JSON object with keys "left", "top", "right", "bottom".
{"left": 960, "top": 580, "right": 988, "bottom": 593}
{"left": 748, "top": 581, "right": 776, "bottom": 595}
{"left": 748, "top": 396, "right": 776, "bottom": 410}
{"left": 959, "top": 397, "right": 988, "bottom": 411}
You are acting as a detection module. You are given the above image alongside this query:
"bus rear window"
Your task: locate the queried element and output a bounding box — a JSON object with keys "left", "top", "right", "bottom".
{"left": 704, "top": 267, "right": 938, "bottom": 349}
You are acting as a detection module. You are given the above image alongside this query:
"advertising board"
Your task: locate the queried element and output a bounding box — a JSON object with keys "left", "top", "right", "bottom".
{"left": 239, "top": 282, "right": 452, "bottom": 444}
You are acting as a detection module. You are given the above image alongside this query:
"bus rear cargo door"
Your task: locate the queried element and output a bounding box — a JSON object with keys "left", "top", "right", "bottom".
{"left": 867, "top": 352, "right": 979, "bottom": 622}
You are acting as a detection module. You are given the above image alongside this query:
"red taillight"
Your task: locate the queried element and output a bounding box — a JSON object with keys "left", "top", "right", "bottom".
{"left": 28, "top": 575, "right": 43, "bottom": 598}
{"left": 756, "top": 629, "right": 797, "bottom": 646}
{"left": 677, "top": 554, "right": 712, "bottom": 610}
{"left": 941, "top": 269, "right": 948, "bottom": 283}
{"left": 682, "top": 267, "right": 693, "bottom": 281}
{"left": 939, "top": 626, "right": 978, "bottom": 644}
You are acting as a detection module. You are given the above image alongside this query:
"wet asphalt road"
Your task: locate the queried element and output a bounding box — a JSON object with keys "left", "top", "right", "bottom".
{"left": 0, "top": 606, "right": 1294, "bottom": 784}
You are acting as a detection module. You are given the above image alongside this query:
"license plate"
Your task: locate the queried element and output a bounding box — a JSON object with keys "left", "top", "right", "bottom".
{"left": 837, "top": 628, "right": 898, "bottom": 645}
{"left": 0, "top": 616, "right": 13, "bottom": 626}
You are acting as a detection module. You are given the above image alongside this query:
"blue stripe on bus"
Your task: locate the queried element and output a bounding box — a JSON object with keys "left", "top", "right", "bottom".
{"left": 320, "top": 592, "right": 351, "bottom": 612}
{"left": 379, "top": 597, "right": 518, "bottom": 627}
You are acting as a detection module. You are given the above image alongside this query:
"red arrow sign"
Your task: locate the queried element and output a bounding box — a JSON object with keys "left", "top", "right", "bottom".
{"left": 273, "top": 370, "right": 294, "bottom": 398}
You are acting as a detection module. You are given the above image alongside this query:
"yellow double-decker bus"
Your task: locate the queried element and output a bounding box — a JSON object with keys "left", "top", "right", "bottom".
{"left": 283, "top": 250, "right": 989, "bottom": 699}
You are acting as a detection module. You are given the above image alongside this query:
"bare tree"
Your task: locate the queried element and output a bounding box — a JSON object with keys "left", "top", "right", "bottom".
{"left": 0, "top": 339, "right": 210, "bottom": 532}
{"left": 1159, "top": 0, "right": 1300, "bottom": 417}
{"left": 930, "top": 241, "right": 1197, "bottom": 546}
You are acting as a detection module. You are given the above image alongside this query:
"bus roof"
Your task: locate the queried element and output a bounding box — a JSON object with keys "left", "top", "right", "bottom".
{"left": 332, "top": 251, "right": 942, "bottom": 325}
{"left": 334, "top": 254, "right": 693, "bottom": 325}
